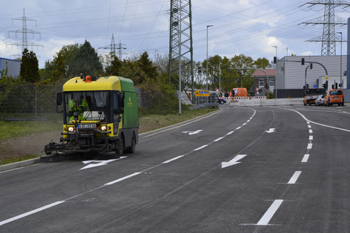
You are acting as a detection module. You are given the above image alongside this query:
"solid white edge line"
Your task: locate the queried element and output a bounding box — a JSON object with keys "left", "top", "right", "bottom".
{"left": 104, "top": 172, "right": 141, "bottom": 186}
{"left": 163, "top": 155, "right": 184, "bottom": 164}
{"left": 0, "top": 201, "right": 65, "bottom": 226}
{"left": 302, "top": 154, "right": 309, "bottom": 163}
{"left": 257, "top": 200, "right": 283, "bottom": 225}
{"left": 288, "top": 171, "right": 302, "bottom": 184}
{"left": 193, "top": 145, "right": 208, "bottom": 151}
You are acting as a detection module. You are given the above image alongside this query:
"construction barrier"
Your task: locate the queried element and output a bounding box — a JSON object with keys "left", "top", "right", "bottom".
{"left": 229, "top": 98, "right": 304, "bottom": 107}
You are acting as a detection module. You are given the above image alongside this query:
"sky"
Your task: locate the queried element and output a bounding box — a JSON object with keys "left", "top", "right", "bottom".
{"left": 0, "top": 0, "right": 349, "bottom": 69}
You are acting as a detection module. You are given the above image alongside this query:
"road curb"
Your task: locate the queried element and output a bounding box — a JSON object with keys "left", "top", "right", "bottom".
{"left": 0, "top": 158, "right": 41, "bottom": 172}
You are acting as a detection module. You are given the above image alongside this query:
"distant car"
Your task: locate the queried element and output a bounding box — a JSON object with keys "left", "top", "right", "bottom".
{"left": 324, "top": 89, "right": 344, "bottom": 106}
{"left": 315, "top": 95, "right": 324, "bottom": 106}
{"left": 217, "top": 98, "right": 226, "bottom": 104}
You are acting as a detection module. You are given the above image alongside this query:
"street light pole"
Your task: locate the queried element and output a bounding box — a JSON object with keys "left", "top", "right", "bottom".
{"left": 337, "top": 32, "right": 342, "bottom": 87}
{"left": 273, "top": 46, "right": 277, "bottom": 99}
{"left": 206, "top": 25, "right": 213, "bottom": 91}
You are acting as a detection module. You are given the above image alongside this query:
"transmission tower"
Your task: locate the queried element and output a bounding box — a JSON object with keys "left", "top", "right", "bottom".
{"left": 168, "top": 0, "right": 194, "bottom": 103}
{"left": 299, "top": 0, "right": 350, "bottom": 56}
{"left": 99, "top": 34, "right": 127, "bottom": 60}
{"left": 8, "top": 8, "right": 43, "bottom": 52}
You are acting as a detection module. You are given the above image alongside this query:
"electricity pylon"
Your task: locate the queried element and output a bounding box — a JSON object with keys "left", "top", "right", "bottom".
{"left": 8, "top": 8, "right": 43, "bottom": 52}
{"left": 168, "top": 0, "right": 194, "bottom": 103}
{"left": 299, "top": 0, "right": 350, "bottom": 56}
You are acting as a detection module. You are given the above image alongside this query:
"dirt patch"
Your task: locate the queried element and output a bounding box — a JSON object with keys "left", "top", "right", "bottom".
{"left": 0, "top": 123, "right": 164, "bottom": 161}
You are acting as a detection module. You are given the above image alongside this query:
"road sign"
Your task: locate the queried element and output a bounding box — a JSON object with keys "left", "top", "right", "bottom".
{"left": 313, "top": 84, "right": 317, "bottom": 88}
{"left": 195, "top": 90, "right": 210, "bottom": 97}
{"left": 325, "top": 76, "right": 328, "bottom": 80}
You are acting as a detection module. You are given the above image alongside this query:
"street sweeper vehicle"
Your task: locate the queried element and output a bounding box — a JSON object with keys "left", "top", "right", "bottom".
{"left": 44, "top": 75, "right": 139, "bottom": 157}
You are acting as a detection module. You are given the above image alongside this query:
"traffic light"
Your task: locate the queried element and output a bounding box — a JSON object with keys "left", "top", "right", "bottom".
{"left": 310, "top": 63, "right": 313, "bottom": 69}
{"left": 301, "top": 58, "right": 305, "bottom": 65}
{"left": 265, "top": 83, "right": 269, "bottom": 89}
{"left": 325, "top": 81, "right": 328, "bottom": 89}
{"left": 306, "top": 84, "right": 309, "bottom": 89}
{"left": 198, "top": 66, "right": 202, "bottom": 74}
{"left": 273, "top": 56, "right": 277, "bottom": 64}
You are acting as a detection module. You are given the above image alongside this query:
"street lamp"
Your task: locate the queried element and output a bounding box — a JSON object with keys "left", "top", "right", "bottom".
{"left": 337, "top": 32, "right": 342, "bottom": 87}
{"left": 206, "top": 25, "right": 213, "bottom": 90}
{"left": 273, "top": 46, "right": 277, "bottom": 99}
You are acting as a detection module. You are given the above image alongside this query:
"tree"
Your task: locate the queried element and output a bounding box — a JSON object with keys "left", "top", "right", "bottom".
{"left": 20, "top": 48, "right": 40, "bottom": 83}
{"left": 52, "top": 51, "right": 65, "bottom": 82}
{"left": 105, "top": 55, "right": 123, "bottom": 76}
{"left": 254, "top": 58, "right": 271, "bottom": 69}
{"left": 229, "top": 54, "right": 255, "bottom": 90}
{"left": 68, "top": 40, "right": 103, "bottom": 77}
{"left": 138, "top": 52, "right": 158, "bottom": 79}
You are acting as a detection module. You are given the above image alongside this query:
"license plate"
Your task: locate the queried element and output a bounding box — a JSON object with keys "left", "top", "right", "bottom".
{"left": 334, "top": 97, "right": 338, "bottom": 99}
{"left": 79, "top": 124, "right": 96, "bottom": 129}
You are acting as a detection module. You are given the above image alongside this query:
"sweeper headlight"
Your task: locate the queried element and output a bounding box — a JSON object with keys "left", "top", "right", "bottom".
{"left": 101, "top": 125, "right": 107, "bottom": 131}
{"left": 68, "top": 126, "right": 74, "bottom": 132}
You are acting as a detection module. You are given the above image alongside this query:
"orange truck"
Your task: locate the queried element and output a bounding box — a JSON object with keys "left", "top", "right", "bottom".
{"left": 230, "top": 88, "right": 248, "bottom": 97}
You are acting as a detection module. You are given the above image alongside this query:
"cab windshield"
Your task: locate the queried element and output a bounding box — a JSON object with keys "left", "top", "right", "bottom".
{"left": 64, "top": 91, "right": 110, "bottom": 123}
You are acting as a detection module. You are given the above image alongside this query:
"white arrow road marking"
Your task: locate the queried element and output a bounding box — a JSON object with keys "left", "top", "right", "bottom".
{"left": 181, "top": 130, "right": 203, "bottom": 135}
{"left": 266, "top": 128, "right": 276, "bottom": 133}
{"left": 80, "top": 157, "right": 127, "bottom": 170}
{"left": 221, "top": 154, "right": 247, "bottom": 168}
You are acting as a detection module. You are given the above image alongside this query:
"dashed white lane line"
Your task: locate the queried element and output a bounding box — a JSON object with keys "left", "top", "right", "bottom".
{"left": 309, "top": 136, "right": 313, "bottom": 141}
{"left": 0, "top": 201, "right": 65, "bottom": 226}
{"left": 308, "top": 125, "right": 311, "bottom": 128}
{"left": 309, "top": 129, "right": 313, "bottom": 134}
{"left": 226, "top": 131, "right": 234, "bottom": 135}
{"left": 104, "top": 172, "right": 142, "bottom": 186}
{"left": 302, "top": 154, "right": 309, "bottom": 163}
{"left": 288, "top": 171, "right": 302, "bottom": 184}
{"left": 257, "top": 200, "right": 284, "bottom": 225}
{"left": 193, "top": 145, "right": 208, "bottom": 151}
{"left": 236, "top": 126, "right": 242, "bottom": 130}
{"left": 307, "top": 143, "right": 312, "bottom": 150}
{"left": 163, "top": 155, "right": 185, "bottom": 164}
{"left": 214, "top": 137, "right": 224, "bottom": 142}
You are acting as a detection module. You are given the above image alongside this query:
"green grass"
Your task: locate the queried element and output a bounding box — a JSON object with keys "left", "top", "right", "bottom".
{"left": 139, "top": 108, "right": 217, "bottom": 130}
{"left": 0, "top": 120, "right": 62, "bottom": 140}
{"left": 0, "top": 155, "right": 39, "bottom": 166}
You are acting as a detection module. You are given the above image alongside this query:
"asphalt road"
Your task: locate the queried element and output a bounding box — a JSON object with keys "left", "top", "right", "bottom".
{"left": 1, "top": 104, "right": 350, "bottom": 233}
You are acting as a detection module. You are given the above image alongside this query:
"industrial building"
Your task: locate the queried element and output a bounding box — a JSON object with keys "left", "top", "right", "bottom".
{"left": 0, "top": 57, "right": 22, "bottom": 78}
{"left": 275, "top": 55, "right": 347, "bottom": 98}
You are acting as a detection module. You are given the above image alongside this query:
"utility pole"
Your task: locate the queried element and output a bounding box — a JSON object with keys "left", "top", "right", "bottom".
{"left": 8, "top": 8, "right": 43, "bottom": 52}
{"left": 299, "top": 0, "right": 350, "bottom": 56}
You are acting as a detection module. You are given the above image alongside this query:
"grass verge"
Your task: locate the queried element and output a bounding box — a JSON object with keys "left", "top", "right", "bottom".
{"left": 0, "top": 155, "right": 39, "bottom": 166}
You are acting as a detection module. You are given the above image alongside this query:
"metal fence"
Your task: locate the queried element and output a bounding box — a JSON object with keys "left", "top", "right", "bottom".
{"left": 0, "top": 84, "right": 62, "bottom": 121}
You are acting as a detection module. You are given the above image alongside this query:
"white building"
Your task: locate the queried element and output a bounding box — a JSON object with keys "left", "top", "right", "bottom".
{"left": 0, "top": 57, "right": 22, "bottom": 78}
{"left": 276, "top": 55, "right": 347, "bottom": 98}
